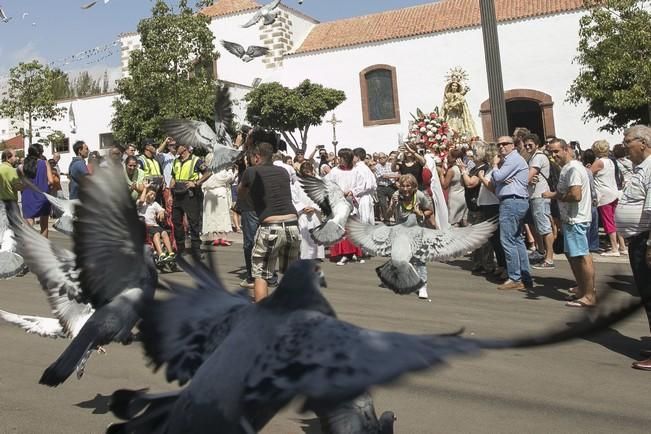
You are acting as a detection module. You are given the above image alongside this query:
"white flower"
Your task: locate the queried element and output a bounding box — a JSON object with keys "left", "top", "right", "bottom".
{"left": 427, "top": 131, "right": 434, "bottom": 137}
{"left": 420, "top": 127, "right": 427, "bottom": 133}
{"left": 435, "top": 134, "right": 441, "bottom": 140}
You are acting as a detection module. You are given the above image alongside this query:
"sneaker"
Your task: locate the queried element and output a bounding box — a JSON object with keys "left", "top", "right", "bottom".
{"left": 239, "top": 279, "right": 254, "bottom": 289}
{"left": 336, "top": 257, "right": 349, "bottom": 266}
{"left": 418, "top": 287, "right": 429, "bottom": 299}
{"left": 619, "top": 250, "right": 628, "bottom": 256}
{"left": 532, "top": 261, "right": 555, "bottom": 270}
{"left": 601, "top": 250, "right": 621, "bottom": 257}
{"left": 497, "top": 280, "right": 525, "bottom": 291}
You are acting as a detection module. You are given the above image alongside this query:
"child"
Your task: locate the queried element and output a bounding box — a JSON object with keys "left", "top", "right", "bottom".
{"left": 137, "top": 183, "right": 175, "bottom": 262}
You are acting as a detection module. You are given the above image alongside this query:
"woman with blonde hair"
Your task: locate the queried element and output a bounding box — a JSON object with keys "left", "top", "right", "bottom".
{"left": 590, "top": 139, "right": 626, "bottom": 256}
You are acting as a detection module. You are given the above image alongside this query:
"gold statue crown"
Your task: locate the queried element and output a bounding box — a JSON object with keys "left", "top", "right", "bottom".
{"left": 445, "top": 66, "right": 469, "bottom": 85}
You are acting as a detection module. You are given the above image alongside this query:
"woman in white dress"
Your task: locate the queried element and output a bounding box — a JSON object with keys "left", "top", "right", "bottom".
{"left": 294, "top": 162, "right": 325, "bottom": 260}
{"left": 591, "top": 140, "right": 626, "bottom": 256}
{"left": 440, "top": 149, "right": 467, "bottom": 226}
{"left": 201, "top": 156, "right": 236, "bottom": 246}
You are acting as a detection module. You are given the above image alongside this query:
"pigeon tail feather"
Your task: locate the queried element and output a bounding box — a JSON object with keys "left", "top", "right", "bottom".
{"left": 0, "top": 251, "right": 24, "bottom": 279}
{"left": 375, "top": 260, "right": 423, "bottom": 295}
{"left": 108, "top": 389, "right": 180, "bottom": 433}
{"left": 310, "top": 221, "right": 345, "bottom": 245}
{"left": 39, "top": 321, "right": 99, "bottom": 386}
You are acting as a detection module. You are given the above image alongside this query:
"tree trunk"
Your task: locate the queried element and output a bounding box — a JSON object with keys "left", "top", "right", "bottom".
{"left": 27, "top": 112, "right": 33, "bottom": 146}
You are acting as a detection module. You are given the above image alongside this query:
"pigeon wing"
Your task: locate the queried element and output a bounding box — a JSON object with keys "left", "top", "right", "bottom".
{"left": 413, "top": 219, "right": 497, "bottom": 262}
{"left": 139, "top": 256, "right": 250, "bottom": 385}
{"left": 245, "top": 45, "right": 270, "bottom": 59}
{"left": 213, "top": 85, "right": 235, "bottom": 148}
{"left": 161, "top": 119, "right": 217, "bottom": 151}
{"left": 73, "top": 166, "right": 146, "bottom": 308}
{"left": 207, "top": 143, "right": 242, "bottom": 173}
{"left": 43, "top": 192, "right": 77, "bottom": 217}
{"left": 298, "top": 175, "right": 333, "bottom": 217}
{"left": 245, "top": 311, "right": 484, "bottom": 406}
{"left": 81, "top": 1, "right": 98, "bottom": 9}
{"left": 346, "top": 219, "right": 393, "bottom": 256}
{"left": 241, "top": 10, "right": 262, "bottom": 28}
{"left": 264, "top": 0, "right": 282, "bottom": 12}
{"left": 221, "top": 40, "right": 246, "bottom": 58}
{"left": 9, "top": 211, "right": 92, "bottom": 337}
{"left": 0, "top": 310, "right": 66, "bottom": 338}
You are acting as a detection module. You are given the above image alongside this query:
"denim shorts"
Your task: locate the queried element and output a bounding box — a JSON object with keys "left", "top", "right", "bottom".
{"left": 530, "top": 198, "right": 552, "bottom": 236}
{"left": 563, "top": 222, "right": 590, "bottom": 258}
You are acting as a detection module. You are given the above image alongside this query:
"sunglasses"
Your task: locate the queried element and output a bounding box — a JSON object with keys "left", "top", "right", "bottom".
{"left": 498, "top": 142, "right": 514, "bottom": 147}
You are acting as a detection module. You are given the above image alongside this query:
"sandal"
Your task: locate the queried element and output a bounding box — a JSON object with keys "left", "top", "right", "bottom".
{"left": 221, "top": 239, "right": 232, "bottom": 246}
{"left": 565, "top": 299, "right": 596, "bottom": 308}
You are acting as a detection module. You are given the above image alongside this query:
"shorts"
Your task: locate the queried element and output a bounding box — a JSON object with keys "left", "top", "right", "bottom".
{"left": 530, "top": 198, "right": 552, "bottom": 236}
{"left": 148, "top": 225, "right": 165, "bottom": 238}
{"left": 251, "top": 223, "right": 301, "bottom": 280}
{"left": 563, "top": 222, "right": 590, "bottom": 258}
{"left": 597, "top": 200, "right": 618, "bottom": 235}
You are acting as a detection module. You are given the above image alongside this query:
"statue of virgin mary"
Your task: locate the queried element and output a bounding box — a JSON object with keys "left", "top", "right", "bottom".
{"left": 441, "top": 68, "right": 477, "bottom": 139}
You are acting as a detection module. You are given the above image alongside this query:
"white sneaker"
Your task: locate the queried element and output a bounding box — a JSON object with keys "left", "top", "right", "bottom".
{"left": 336, "top": 257, "right": 348, "bottom": 266}
{"left": 418, "top": 287, "right": 429, "bottom": 299}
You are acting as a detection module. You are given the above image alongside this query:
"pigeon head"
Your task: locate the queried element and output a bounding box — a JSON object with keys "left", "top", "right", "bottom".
{"left": 263, "top": 260, "right": 335, "bottom": 316}
{"left": 379, "top": 411, "right": 397, "bottom": 434}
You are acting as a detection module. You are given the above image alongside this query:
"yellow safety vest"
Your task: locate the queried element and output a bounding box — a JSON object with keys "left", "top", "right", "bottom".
{"left": 140, "top": 156, "right": 161, "bottom": 176}
{"left": 173, "top": 156, "right": 200, "bottom": 182}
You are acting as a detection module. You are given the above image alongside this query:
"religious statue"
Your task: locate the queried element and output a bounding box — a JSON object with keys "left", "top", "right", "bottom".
{"left": 441, "top": 67, "right": 477, "bottom": 139}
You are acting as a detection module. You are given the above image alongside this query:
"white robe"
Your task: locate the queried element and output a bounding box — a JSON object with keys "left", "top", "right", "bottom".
{"left": 351, "top": 161, "right": 377, "bottom": 225}
{"left": 325, "top": 166, "right": 357, "bottom": 215}
{"left": 293, "top": 183, "right": 325, "bottom": 259}
{"left": 424, "top": 154, "right": 450, "bottom": 230}
{"left": 201, "top": 168, "right": 235, "bottom": 237}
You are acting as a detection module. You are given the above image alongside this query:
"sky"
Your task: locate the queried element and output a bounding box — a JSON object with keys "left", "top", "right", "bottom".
{"left": 0, "top": 0, "right": 436, "bottom": 86}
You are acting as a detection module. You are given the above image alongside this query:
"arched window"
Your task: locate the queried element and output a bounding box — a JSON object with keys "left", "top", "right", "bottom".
{"left": 360, "top": 65, "right": 400, "bottom": 126}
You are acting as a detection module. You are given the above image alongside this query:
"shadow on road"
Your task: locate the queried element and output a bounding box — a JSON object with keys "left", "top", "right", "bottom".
{"left": 75, "top": 393, "right": 112, "bottom": 415}
{"left": 605, "top": 274, "right": 637, "bottom": 297}
{"left": 294, "top": 417, "right": 321, "bottom": 434}
{"left": 581, "top": 328, "right": 651, "bottom": 361}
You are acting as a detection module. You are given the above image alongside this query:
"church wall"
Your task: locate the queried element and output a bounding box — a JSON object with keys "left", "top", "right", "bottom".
{"left": 274, "top": 11, "right": 619, "bottom": 154}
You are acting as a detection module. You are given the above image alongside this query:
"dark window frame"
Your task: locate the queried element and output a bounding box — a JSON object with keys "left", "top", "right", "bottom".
{"left": 359, "top": 64, "right": 400, "bottom": 127}
{"left": 99, "top": 132, "right": 115, "bottom": 150}
{"left": 52, "top": 137, "right": 70, "bottom": 154}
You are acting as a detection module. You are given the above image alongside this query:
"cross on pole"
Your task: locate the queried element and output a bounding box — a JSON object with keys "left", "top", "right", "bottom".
{"left": 326, "top": 113, "right": 342, "bottom": 156}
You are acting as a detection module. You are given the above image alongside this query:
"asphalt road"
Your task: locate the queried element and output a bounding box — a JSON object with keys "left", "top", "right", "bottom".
{"left": 0, "top": 232, "right": 649, "bottom": 434}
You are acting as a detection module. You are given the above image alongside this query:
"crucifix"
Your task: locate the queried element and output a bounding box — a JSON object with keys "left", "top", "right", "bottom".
{"left": 326, "top": 113, "right": 342, "bottom": 156}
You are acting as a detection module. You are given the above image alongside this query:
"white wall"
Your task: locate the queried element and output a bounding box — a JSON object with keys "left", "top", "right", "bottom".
{"left": 0, "top": 118, "right": 22, "bottom": 142}
{"left": 269, "top": 11, "right": 619, "bottom": 155}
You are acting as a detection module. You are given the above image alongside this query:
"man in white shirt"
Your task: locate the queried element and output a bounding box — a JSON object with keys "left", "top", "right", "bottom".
{"left": 615, "top": 125, "right": 651, "bottom": 371}
{"left": 543, "top": 139, "right": 595, "bottom": 307}
{"left": 351, "top": 148, "right": 377, "bottom": 225}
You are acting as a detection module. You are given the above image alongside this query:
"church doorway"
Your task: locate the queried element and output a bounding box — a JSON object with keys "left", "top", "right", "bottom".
{"left": 479, "top": 89, "right": 556, "bottom": 142}
{"left": 506, "top": 99, "right": 544, "bottom": 141}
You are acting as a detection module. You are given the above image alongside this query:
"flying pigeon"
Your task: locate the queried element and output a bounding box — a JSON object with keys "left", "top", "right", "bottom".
{"left": 347, "top": 214, "right": 497, "bottom": 294}
{"left": 68, "top": 103, "right": 77, "bottom": 134}
{"left": 80, "top": 1, "right": 97, "bottom": 9}
{"left": 0, "top": 202, "right": 25, "bottom": 279}
{"left": 241, "top": 0, "right": 281, "bottom": 28}
{"left": 298, "top": 174, "right": 353, "bottom": 245}
{"left": 221, "top": 40, "right": 269, "bottom": 62}
{"left": 21, "top": 12, "right": 28, "bottom": 19}
{"left": 161, "top": 117, "right": 242, "bottom": 174}
{"left": 0, "top": 6, "right": 11, "bottom": 23}
{"left": 108, "top": 258, "right": 641, "bottom": 432}
{"left": 38, "top": 166, "right": 158, "bottom": 387}
{"left": 0, "top": 309, "right": 68, "bottom": 338}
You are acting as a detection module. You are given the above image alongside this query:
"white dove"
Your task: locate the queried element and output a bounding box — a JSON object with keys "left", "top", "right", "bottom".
{"left": 241, "top": 0, "right": 281, "bottom": 28}
{"left": 347, "top": 214, "right": 498, "bottom": 294}
{"left": 298, "top": 174, "right": 353, "bottom": 245}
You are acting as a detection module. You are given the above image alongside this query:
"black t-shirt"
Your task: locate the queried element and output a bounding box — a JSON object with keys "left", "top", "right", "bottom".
{"left": 398, "top": 161, "right": 424, "bottom": 188}
{"left": 240, "top": 164, "right": 296, "bottom": 221}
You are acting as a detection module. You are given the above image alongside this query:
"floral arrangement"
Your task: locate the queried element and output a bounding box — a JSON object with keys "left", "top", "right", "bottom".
{"left": 406, "top": 108, "right": 451, "bottom": 154}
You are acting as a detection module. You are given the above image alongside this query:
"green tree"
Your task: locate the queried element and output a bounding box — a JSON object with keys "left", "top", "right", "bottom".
{"left": 49, "top": 68, "right": 73, "bottom": 100}
{"left": 0, "top": 60, "right": 66, "bottom": 145}
{"left": 568, "top": 0, "right": 651, "bottom": 132}
{"left": 244, "top": 80, "right": 346, "bottom": 153}
{"left": 112, "top": 0, "right": 217, "bottom": 147}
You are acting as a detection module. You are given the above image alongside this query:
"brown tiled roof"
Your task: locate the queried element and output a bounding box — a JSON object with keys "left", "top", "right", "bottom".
{"left": 294, "top": 0, "right": 584, "bottom": 54}
{"left": 3, "top": 135, "right": 24, "bottom": 150}
{"left": 201, "top": 0, "right": 261, "bottom": 18}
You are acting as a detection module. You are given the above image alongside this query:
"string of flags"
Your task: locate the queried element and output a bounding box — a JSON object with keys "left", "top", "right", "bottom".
{"left": 48, "top": 40, "right": 120, "bottom": 68}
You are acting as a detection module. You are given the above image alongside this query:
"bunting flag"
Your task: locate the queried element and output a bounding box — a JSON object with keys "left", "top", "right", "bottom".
{"left": 48, "top": 40, "right": 120, "bottom": 69}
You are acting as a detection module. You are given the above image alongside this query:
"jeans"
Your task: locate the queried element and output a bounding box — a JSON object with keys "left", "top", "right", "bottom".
{"left": 587, "top": 206, "right": 600, "bottom": 251}
{"left": 241, "top": 210, "right": 259, "bottom": 281}
{"left": 499, "top": 198, "right": 531, "bottom": 283}
{"left": 172, "top": 189, "right": 203, "bottom": 258}
{"left": 629, "top": 232, "right": 651, "bottom": 332}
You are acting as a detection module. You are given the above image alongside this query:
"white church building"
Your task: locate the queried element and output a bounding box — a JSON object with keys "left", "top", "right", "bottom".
{"left": 30, "top": 0, "right": 621, "bottom": 171}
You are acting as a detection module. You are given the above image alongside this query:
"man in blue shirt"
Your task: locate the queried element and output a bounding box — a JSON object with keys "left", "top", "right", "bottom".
{"left": 68, "top": 141, "right": 89, "bottom": 200}
{"left": 490, "top": 136, "right": 532, "bottom": 290}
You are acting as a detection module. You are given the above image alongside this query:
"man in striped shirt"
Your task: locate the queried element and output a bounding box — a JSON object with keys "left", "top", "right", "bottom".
{"left": 615, "top": 125, "right": 651, "bottom": 371}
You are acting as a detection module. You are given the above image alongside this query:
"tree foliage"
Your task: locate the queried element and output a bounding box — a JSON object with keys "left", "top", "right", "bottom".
{"left": 244, "top": 80, "right": 346, "bottom": 153}
{"left": 111, "top": 0, "right": 218, "bottom": 148}
{"left": 568, "top": 0, "right": 651, "bottom": 132}
{"left": 0, "top": 60, "right": 66, "bottom": 145}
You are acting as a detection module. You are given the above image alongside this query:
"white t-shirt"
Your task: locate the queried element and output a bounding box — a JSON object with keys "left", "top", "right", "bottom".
{"left": 557, "top": 160, "right": 591, "bottom": 224}
{"left": 138, "top": 201, "right": 164, "bottom": 226}
{"left": 527, "top": 152, "right": 550, "bottom": 198}
{"left": 477, "top": 169, "right": 500, "bottom": 206}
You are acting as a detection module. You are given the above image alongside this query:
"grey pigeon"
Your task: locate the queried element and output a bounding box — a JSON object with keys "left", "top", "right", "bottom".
{"left": 0, "top": 201, "right": 24, "bottom": 279}
{"left": 221, "top": 40, "right": 270, "bottom": 62}
{"left": 0, "top": 309, "right": 67, "bottom": 338}
{"left": 241, "top": 0, "right": 281, "bottom": 28}
{"left": 39, "top": 166, "right": 158, "bottom": 387}
{"left": 0, "top": 6, "right": 12, "bottom": 22}
{"left": 6, "top": 209, "right": 93, "bottom": 340}
{"left": 298, "top": 174, "right": 353, "bottom": 245}
{"left": 161, "top": 118, "right": 241, "bottom": 173}
{"left": 80, "top": 1, "right": 97, "bottom": 9}
{"left": 316, "top": 392, "right": 395, "bottom": 434}
{"left": 347, "top": 214, "right": 497, "bottom": 294}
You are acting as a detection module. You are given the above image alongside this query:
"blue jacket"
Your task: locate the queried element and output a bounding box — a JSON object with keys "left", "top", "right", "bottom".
{"left": 68, "top": 157, "right": 88, "bottom": 199}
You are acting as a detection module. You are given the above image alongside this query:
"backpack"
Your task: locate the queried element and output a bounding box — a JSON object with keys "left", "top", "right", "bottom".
{"left": 533, "top": 152, "right": 560, "bottom": 192}
{"left": 612, "top": 157, "right": 624, "bottom": 190}
{"left": 464, "top": 162, "right": 487, "bottom": 212}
